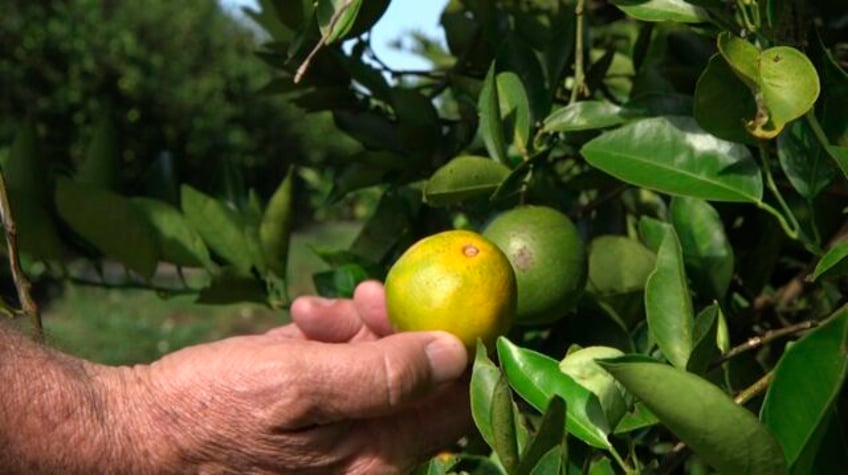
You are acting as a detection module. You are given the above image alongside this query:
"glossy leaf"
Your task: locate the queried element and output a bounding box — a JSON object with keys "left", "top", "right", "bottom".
{"left": 645, "top": 224, "right": 694, "bottom": 369}
{"left": 716, "top": 32, "right": 759, "bottom": 88}
{"left": 559, "top": 346, "right": 628, "bottom": 427}
{"left": 497, "top": 337, "right": 611, "bottom": 450}
{"left": 694, "top": 55, "right": 757, "bottom": 144}
{"left": 777, "top": 120, "right": 836, "bottom": 200}
{"left": 611, "top": 0, "right": 709, "bottom": 23}
{"left": 670, "top": 196, "right": 734, "bottom": 299}
{"left": 259, "top": 167, "right": 294, "bottom": 278}
{"left": 812, "top": 238, "right": 848, "bottom": 281}
{"left": 478, "top": 63, "right": 509, "bottom": 165}
{"left": 130, "top": 198, "right": 212, "bottom": 269}
{"left": 516, "top": 396, "right": 567, "bottom": 475}
{"left": 470, "top": 342, "right": 503, "bottom": 452}
{"left": 761, "top": 307, "right": 848, "bottom": 469}
{"left": 497, "top": 72, "right": 531, "bottom": 156}
{"left": 752, "top": 47, "right": 821, "bottom": 139}
{"left": 600, "top": 357, "right": 787, "bottom": 475}
{"left": 55, "top": 178, "right": 158, "bottom": 279}
{"left": 581, "top": 116, "right": 763, "bottom": 203}
{"left": 181, "top": 185, "right": 253, "bottom": 274}
{"left": 316, "top": 0, "right": 362, "bottom": 44}
{"left": 542, "top": 101, "right": 625, "bottom": 133}
{"left": 423, "top": 156, "right": 511, "bottom": 207}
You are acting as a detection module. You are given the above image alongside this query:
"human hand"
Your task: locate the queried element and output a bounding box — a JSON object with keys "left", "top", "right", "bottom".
{"left": 110, "top": 281, "right": 471, "bottom": 474}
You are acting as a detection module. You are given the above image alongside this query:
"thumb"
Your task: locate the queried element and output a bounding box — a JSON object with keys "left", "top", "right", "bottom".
{"left": 294, "top": 331, "right": 468, "bottom": 424}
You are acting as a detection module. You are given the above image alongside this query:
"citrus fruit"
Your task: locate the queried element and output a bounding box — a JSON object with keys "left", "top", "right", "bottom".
{"left": 559, "top": 346, "right": 628, "bottom": 426}
{"left": 384, "top": 229, "right": 516, "bottom": 352}
{"left": 482, "top": 205, "right": 586, "bottom": 325}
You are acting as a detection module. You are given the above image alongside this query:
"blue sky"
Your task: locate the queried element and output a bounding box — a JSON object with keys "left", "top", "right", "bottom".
{"left": 220, "top": 0, "right": 448, "bottom": 70}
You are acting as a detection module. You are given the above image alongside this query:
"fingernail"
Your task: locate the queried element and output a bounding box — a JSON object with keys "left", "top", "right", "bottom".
{"left": 426, "top": 334, "right": 468, "bottom": 384}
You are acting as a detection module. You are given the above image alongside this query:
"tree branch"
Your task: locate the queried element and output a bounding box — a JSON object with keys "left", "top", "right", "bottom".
{"left": 0, "top": 170, "right": 43, "bottom": 342}
{"left": 709, "top": 320, "right": 817, "bottom": 370}
{"left": 295, "top": 0, "right": 355, "bottom": 83}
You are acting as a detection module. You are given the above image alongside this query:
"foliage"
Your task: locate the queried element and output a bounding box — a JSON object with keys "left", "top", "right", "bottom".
{"left": 1, "top": 0, "right": 848, "bottom": 472}
{"left": 245, "top": 0, "right": 846, "bottom": 473}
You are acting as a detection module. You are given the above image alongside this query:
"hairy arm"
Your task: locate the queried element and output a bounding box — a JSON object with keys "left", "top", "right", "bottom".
{"left": 0, "top": 323, "right": 167, "bottom": 473}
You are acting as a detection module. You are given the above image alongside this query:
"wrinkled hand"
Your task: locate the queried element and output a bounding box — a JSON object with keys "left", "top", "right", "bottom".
{"left": 120, "top": 281, "right": 471, "bottom": 474}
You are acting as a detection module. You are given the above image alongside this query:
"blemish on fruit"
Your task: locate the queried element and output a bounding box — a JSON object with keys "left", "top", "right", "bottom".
{"left": 514, "top": 245, "right": 533, "bottom": 270}
{"left": 463, "top": 244, "right": 479, "bottom": 257}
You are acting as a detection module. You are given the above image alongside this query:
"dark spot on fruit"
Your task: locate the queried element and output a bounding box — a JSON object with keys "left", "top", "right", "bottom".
{"left": 514, "top": 246, "right": 533, "bottom": 270}
{"left": 463, "top": 244, "right": 479, "bottom": 257}
{"left": 772, "top": 54, "right": 781, "bottom": 63}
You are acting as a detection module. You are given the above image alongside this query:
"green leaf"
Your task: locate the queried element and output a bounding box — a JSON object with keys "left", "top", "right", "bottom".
{"left": 491, "top": 376, "right": 519, "bottom": 473}
{"left": 685, "top": 303, "right": 722, "bottom": 374}
{"left": 312, "top": 262, "right": 371, "bottom": 298}
{"left": 717, "top": 32, "right": 760, "bottom": 88}
{"left": 470, "top": 341, "right": 504, "bottom": 452}
{"left": 78, "top": 113, "right": 119, "bottom": 190}
{"left": 622, "top": 92, "right": 694, "bottom": 118}
{"left": 316, "top": 0, "right": 363, "bottom": 44}
{"left": 4, "top": 121, "right": 49, "bottom": 202}
{"left": 611, "top": 0, "right": 709, "bottom": 23}
{"left": 752, "top": 47, "right": 821, "bottom": 138}
{"left": 670, "top": 196, "right": 734, "bottom": 299}
{"left": 645, "top": 224, "right": 694, "bottom": 369}
{"left": 613, "top": 402, "right": 659, "bottom": 434}
{"left": 542, "top": 101, "right": 625, "bottom": 133}
{"left": 581, "top": 116, "right": 763, "bottom": 203}
{"left": 599, "top": 357, "right": 788, "bottom": 475}
{"left": 637, "top": 215, "right": 666, "bottom": 253}
{"left": 497, "top": 337, "right": 611, "bottom": 450}
{"left": 516, "top": 396, "right": 567, "bottom": 475}
{"left": 130, "top": 198, "right": 212, "bottom": 269}
{"left": 777, "top": 120, "right": 836, "bottom": 200}
{"left": 424, "top": 156, "right": 511, "bottom": 207}
{"left": 826, "top": 145, "right": 848, "bottom": 180}
{"left": 349, "top": 188, "right": 420, "bottom": 264}
{"left": 694, "top": 54, "right": 758, "bottom": 144}
{"left": 478, "top": 63, "right": 509, "bottom": 165}
{"left": 812, "top": 238, "right": 848, "bottom": 280}
{"left": 259, "top": 167, "right": 294, "bottom": 277}
{"left": 497, "top": 72, "right": 532, "bottom": 157}
{"left": 181, "top": 185, "right": 254, "bottom": 274}
{"left": 587, "top": 235, "right": 656, "bottom": 297}
{"left": 55, "top": 178, "right": 158, "bottom": 279}
{"left": 393, "top": 88, "right": 441, "bottom": 160}
{"left": 760, "top": 307, "right": 848, "bottom": 469}
{"left": 559, "top": 346, "right": 628, "bottom": 427}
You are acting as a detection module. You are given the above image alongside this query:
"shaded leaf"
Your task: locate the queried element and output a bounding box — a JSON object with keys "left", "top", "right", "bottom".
{"left": 516, "top": 396, "right": 567, "bottom": 475}
{"left": 694, "top": 54, "right": 757, "bottom": 144}
{"left": 131, "top": 198, "right": 212, "bottom": 269}
{"left": 686, "top": 303, "right": 722, "bottom": 374}
{"left": 196, "top": 269, "right": 268, "bottom": 305}
{"left": 479, "top": 63, "right": 509, "bottom": 165}
{"left": 497, "top": 337, "right": 611, "bottom": 449}
{"left": 645, "top": 224, "right": 694, "bottom": 369}
{"left": 670, "top": 196, "right": 734, "bottom": 299}
{"left": 717, "top": 32, "right": 759, "bottom": 88}
{"left": 497, "top": 72, "right": 531, "bottom": 156}
{"left": 581, "top": 116, "right": 763, "bottom": 202}
{"left": 55, "top": 178, "right": 157, "bottom": 279}
{"left": 777, "top": 120, "right": 836, "bottom": 200}
{"left": 761, "top": 307, "right": 848, "bottom": 469}
{"left": 613, "top": 402, "right": 659, "bottom": 434}
{"left": 812, "top": 238, "right": 848, "bottom": 281}
{"left": 600, "top": 357, "right": 787, "bottom": 475}
{"left": 491, "top": 376, "right": 519, "bottom": 473}
{"left": 312, "top": 262, "right": 372, "bottom": 298}
{"left": 424, "top": 156, "right": 511, "bottom": 207}
{"left": 260, "top": 167, "right": 295, "bottom": 277}
{"left": 542, "top": 101, "right": 625, "bottom": 133}
{"left": 78, "top": 113, "right": 119, "bottom": 190}
{"left": 316, "top": 0, "right": 362, "bottom": 44}
{"left": 181, "top": 185, "right": 253, "bottom": 274}
{"left": 470, "top": 341, "right": 504, "bottom": 450}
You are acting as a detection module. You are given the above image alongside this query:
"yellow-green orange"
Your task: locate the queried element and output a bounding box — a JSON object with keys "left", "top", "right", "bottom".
{"left": 385, "top": 230, "right": 516, "bottom": 351}
{"left": 482, "top": 206, "right": 586, "bottom": 325}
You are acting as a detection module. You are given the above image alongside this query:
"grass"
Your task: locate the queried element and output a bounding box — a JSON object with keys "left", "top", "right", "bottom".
{"left": 42, "top": 220, "right": 361, "bottom": 365}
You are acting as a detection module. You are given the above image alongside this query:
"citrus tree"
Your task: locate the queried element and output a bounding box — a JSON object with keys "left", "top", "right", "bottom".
{"left": 243, "top": 0, "right": 848, "bottom": 473}
{"left": 1, "top": 0, "right": 847, "bottom": 473}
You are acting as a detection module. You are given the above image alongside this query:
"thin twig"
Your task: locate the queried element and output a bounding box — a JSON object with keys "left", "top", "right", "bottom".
{"left": 0, "top": 170, "right": 44, "bottom": 342}
{"left": 569, "top": 0, "right": 588, "bottom": 104}
{"left": 734, "top": 370, "right": 774, "bottom": 405}
{"left": 709, "top": 320, "right": 817, "bottom": 370}
{"left": 294, "top": 0, "right": 355, "bottom": 83}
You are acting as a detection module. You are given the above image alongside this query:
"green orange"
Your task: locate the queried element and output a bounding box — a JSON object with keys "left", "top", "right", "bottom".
{"left": 384, "top": 230, "right": 516, "bottom": 352}
{"left": 483, "top": 206, "right": 587, "bottom": 325}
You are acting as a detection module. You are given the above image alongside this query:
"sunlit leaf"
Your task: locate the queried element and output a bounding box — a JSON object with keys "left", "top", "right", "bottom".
{"left": 424, "top": 156, "right": 511, "bottom": 207}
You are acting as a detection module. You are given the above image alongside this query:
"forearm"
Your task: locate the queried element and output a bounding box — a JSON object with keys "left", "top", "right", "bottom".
{"left": 0, "top": 323, "right": 166, "bottom": 473}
